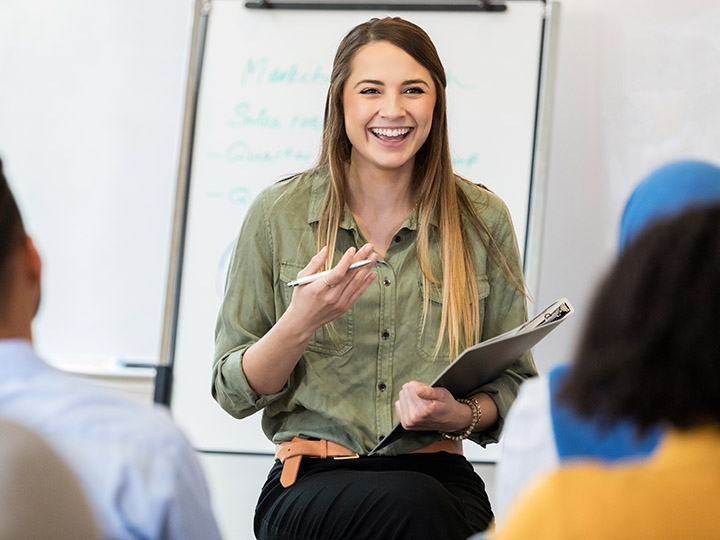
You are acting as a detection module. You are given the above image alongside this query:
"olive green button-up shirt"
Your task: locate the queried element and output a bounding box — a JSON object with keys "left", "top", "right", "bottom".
{"left": 212, "top": 170, "right": 537, "bottom": 456}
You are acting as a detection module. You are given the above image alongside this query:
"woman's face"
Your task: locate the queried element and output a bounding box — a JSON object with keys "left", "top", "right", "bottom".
{"left": 342, "top": 40, "right": 436, "bottom": 175}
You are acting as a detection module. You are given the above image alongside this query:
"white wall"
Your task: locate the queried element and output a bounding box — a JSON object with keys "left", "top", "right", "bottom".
{"left": 531, "top": 0, "right": 720, "bottom": 374}
{"left": 0, "top": 0, "right": 193, "bottom": 369}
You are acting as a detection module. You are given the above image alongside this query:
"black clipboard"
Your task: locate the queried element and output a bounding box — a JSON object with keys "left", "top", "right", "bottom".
{"left": 368, "top": 298, "right": 574, "bottom": 455}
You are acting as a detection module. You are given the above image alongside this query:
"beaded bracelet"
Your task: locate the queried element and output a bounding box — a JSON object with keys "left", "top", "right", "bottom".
{"left": 441, "top": 397, "right": 481, "bottom": 441}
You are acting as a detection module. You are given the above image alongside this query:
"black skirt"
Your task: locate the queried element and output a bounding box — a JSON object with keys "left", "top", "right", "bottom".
{"left": 254, "top": 451, "right": 493, "bottom": 540}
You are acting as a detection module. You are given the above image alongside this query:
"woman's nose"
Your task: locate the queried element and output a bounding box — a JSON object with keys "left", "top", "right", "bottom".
{"left": 379, "top": 94, "right": 405, "bottom": 119}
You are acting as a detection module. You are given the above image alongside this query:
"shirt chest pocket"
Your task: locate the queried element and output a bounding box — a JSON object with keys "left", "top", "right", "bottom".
{"left": 416, "top": 276, "right": 490, "bottom": 362}
{"left": 280, "top": 262, "right": 354, "bottom": 356}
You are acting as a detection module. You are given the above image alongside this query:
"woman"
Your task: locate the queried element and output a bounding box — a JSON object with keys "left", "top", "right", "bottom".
{"left": 495, "top": 204, "right": 720, "bottom": 539}
{"left": 212, "top": 17, "right": 535, "bottom": 539}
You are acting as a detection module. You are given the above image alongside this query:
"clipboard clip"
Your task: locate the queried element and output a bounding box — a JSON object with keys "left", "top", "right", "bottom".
{"left": 541, "top": 301, "right": 571, "bottom": 325}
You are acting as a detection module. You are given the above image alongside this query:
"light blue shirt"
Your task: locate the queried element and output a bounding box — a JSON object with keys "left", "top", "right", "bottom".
{"left": 0, "top": 339, "right": 223, "bottom": 540}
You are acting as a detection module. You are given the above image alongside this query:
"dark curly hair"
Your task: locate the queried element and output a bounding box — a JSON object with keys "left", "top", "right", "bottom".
{"left": 558, "top": 203, "right": 720, "bottom": 432}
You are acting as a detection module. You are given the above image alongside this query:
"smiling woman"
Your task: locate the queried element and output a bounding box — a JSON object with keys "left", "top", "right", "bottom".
{"left": 211, "top": 16, "right": 536, "bottom": 540}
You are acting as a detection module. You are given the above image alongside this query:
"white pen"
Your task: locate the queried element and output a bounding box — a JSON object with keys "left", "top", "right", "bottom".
{"left": 287, "top": 259, "right": 374, "bottom": 287}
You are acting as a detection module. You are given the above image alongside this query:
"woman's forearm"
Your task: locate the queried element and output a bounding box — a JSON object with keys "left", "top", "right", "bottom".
{"left": 241, "top": 306, "right": 315, "bottom": 396}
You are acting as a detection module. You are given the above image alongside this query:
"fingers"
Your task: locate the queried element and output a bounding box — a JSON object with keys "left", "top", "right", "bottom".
{"left": 321, "top": 247, "right": 357, "bottom": 289}
{"left": 294, "top": 244, "right": 377, "bottom": 289}
{"left": 296, "top": 246, "right": 329, "bottom": 280}
{"left": 399, "top": 381, "right": 437, "bottom": 402}
{"left": 396, "top": 382, "right": 432, "bottom": 428}
{"left": 355, "top": 243, "right": 377, "bottom": 264}
{"left": 319, "top": 244, "right": 378, "bottom": 290}
{"left": 413, "top": 382, "right": 436, "bottom": 400}
{"left": 288, "top": 245, "right": 377, "bottom": 329}
{"left": 396, "top": 382, "right": 455, "bottom": 431}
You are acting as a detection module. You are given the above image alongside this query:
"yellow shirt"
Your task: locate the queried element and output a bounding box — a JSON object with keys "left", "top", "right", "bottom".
{"left": 495, "top": 426, "right": 720, "bottom": 540}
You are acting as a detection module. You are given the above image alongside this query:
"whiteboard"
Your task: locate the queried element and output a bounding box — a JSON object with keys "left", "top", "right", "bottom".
{"left": 170, "top": 0, "right": 549, "bottom": 461}
{"left": 0, "top": 0, "right": 194, "bottom": 373}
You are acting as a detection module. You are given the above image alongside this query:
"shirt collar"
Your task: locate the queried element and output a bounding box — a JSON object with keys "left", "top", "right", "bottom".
{"left": 307, "top": 172, "right": 420, "bottom": 232}
{"left": 0, "top": 339, "right": 49, "bottom": 379}
{"left": 307, "top": 172, "right": 327, "bottom": 226}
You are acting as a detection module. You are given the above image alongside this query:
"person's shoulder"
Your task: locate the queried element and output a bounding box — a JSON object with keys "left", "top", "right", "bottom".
{"left": 510, "top": 462, "right": 612, "bottom": 521}
{"left": 499, "top": 459, "right": 650, "bottom": 539}
{"left": 42, "top": 371, "right": 191, "bottom": 444}
{"left": 545, "top": 457, "right": 663, "bottom": 507}
{"left": 455, "top": 175, "right": 509, "bottom": 212}
{"left": 260, "top": 169, "right": 324, "bottom": 200}
{"left": 494, "top": 468, "right": 570, "bottom": 539}
{"left": 251, "top": 169, "right": 326, "bottom": 217}
{"left": 98, "top": 397, "right": 190, "bottom": 443}
{"left": 455, "top": 174, "right": 496, "bottom": 197}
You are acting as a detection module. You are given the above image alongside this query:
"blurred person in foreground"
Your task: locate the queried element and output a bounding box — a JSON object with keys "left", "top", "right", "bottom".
{"left": 495, "top": 201, "right": 720, "bottom": 539}
{"left": 494, "top": 159, "right": 720, "bottom": 527}
{"left": 0, "top": 155, "right": 223, "bottom": 540}
{"left": 0, "top": 417, "right": 102, "bottom": 540}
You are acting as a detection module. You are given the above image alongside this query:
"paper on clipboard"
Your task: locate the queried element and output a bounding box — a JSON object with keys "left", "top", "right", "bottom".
{"left": 368, "top": 298, "right": 574, "bottom": 455}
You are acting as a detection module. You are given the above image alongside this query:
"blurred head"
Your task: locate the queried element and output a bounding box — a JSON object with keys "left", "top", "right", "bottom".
{"left": 619, "top": 159, "right": 720, "bottom": 251}
{"left": 0, "top": 158, "right": 27, "bottom": 298}
{"left": 561, "top": 204, "right": 720, "bottom": 431}
{"left": 319, "top": 17, "right": 449, "bottom": 184}
{"left": 0, "top": 157, "right": 41, "bottom": 332}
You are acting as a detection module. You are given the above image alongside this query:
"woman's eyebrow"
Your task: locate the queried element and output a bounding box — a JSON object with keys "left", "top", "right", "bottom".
{"left": 353, "top": 78, "right": 431, "bottom": 88}
{"left": 403, "top": 79, "right": 430, "bottom": 87}
{"left": 353, "top": 79, "right": 383, "bottom": 88}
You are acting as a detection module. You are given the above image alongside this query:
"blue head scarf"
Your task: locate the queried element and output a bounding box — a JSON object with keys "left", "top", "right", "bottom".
{"left": 619, "top": 159, "right": 720, "bottom": 251}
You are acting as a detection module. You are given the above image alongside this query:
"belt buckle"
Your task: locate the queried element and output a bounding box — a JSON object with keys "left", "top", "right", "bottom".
{"left": 333, "top": 453, "right": 359, "bottom": 460}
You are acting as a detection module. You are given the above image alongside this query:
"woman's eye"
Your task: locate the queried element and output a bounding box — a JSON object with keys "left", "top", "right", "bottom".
{"left": 404, "top": 87, "right": 425, "bottom": 94}
{"left": 360, "top": 88, "right": 380, "bottom": 95}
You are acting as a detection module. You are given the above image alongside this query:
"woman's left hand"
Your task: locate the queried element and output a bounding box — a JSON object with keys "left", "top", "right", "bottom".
{"left": 395, "top": 381, "right": 473, "bottom": 433}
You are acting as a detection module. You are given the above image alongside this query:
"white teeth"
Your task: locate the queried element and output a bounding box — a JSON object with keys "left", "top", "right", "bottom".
{"left": 371, "top": 128, "right": 411, "bottom": 137}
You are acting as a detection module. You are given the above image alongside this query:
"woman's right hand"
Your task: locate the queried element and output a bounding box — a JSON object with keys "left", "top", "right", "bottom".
{"left": 286, "top": 243, "right": 378, "bottom": 335}
{"left": 240, "top": 243, "right": 377, "bottom": 396}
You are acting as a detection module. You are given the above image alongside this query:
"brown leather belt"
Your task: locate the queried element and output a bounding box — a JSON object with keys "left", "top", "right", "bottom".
{"left": 275, "top": 437, "right": 463, "bottom": 487}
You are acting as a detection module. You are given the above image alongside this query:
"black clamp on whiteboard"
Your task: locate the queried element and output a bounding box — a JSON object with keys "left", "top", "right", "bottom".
{"left": 245, "top": 1, "right": 507, "bottom": 11}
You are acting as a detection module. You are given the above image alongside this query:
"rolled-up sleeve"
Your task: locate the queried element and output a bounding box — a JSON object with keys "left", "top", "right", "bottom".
{"left": 211, "top": 189, "right": 289, "bottom": 418}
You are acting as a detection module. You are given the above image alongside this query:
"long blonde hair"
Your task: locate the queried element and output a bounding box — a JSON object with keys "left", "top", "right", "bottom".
{"left": 312, "top": 17, "right": 524, "bottom": 358}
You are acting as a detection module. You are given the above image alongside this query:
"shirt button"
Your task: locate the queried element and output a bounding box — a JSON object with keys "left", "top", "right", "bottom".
{"left": 381, "top": 331, "right": 390, "bottom": 340}
{"left": 383, "top": 278, "right": 391, "bottom": 287}
{"left": 378, "top": 382, "right": 387, "bottom": 392}
{"left": 393, "top": 235, "right": 402, "bottom": 243}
